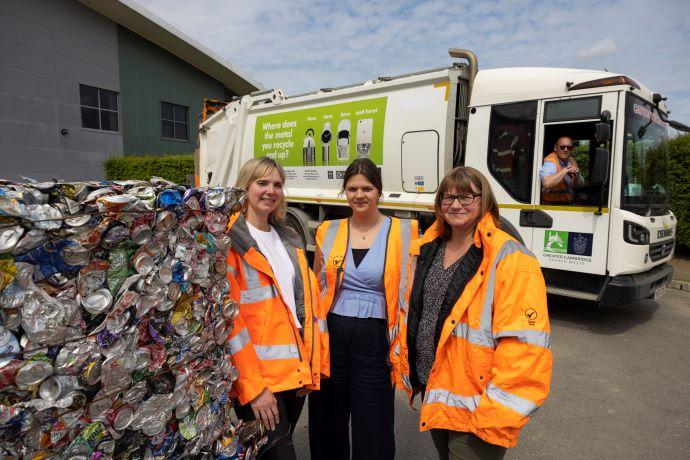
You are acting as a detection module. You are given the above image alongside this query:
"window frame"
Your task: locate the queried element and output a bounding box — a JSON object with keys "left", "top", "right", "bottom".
{"left": 486, "top": 100, "right": 538, "bottom": 204}
{"left": 160, "top": 101, "right": 189, "bottom": 141}
{"left": 543, "top": 96, "right": 602, "bottom": 123}
{"left": 79, "top": 84, "right": 119, "bottom": 132}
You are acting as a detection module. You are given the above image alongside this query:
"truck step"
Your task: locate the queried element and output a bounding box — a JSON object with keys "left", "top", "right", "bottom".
{"left": 546, "top": 286, "right": 599, "bottom": 301}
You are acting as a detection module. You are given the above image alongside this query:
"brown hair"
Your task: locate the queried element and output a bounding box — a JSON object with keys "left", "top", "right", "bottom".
{"left": 434, "top": 166, "right": 499, "bottom": 240}
{"left": 235, "top": 156, "right": 287, "bottom": 224}
{"left": 340, "top": 158, "right": 383, "bottom": 196}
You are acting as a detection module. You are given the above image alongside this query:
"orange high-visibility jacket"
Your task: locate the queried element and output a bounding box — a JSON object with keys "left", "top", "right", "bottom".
{"left": 397, "top": 213, "right": 552, "bottom": 448}
{"left": 314, "top": 217, "right": 418, "bottom": 384}
{"left": 225, "top": 213, "right": 329, "bottom": 405}
{"left": 541, "top": 152, "right": 572, "bottom": 203}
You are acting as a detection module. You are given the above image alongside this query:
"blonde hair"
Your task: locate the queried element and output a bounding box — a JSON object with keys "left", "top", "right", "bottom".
{"left": 434, "top": 166, "right": 499, "bottom": 240}
{"left": 235, "top": 156, "right": 287, "bottom": 224}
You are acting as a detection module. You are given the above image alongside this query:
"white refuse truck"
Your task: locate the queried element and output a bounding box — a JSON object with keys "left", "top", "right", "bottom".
{"left": 197, "top": 49, "right": 687, "bottom": 307}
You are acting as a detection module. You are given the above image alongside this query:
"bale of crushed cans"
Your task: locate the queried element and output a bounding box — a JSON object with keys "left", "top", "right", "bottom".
{"left": 0, "top": 178, "right": 268, "bottom": 458}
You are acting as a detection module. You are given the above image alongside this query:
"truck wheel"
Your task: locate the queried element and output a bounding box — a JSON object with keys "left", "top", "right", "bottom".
{"left": 286, "top": 213, "right": 307, "bottom": 247}
{"left": 498, "top": 215, "right": 525, "bottom": 246}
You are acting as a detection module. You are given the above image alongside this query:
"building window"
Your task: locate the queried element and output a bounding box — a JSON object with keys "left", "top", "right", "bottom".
{"left": 79, "top": 84, "right": 119, "bottom": 131}
{"left": 161, "top": 102, "right": 188, "bottom": 140}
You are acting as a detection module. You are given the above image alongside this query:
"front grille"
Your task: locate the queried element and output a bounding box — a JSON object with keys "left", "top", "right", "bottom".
{"left": 649, "top": 239, "right": 675, "bottom": 262}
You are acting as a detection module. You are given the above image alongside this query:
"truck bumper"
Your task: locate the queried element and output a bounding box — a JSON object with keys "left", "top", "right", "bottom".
{"left": 599, "top": 263, "right": 674, "bottom": 307}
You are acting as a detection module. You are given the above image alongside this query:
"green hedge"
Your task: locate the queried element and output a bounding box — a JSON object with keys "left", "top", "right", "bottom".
{"left": 104, "top": 154, "right": 194, "bottom": 185}
{"left": 669, "top": 134, "right": 690, "bottom": 252}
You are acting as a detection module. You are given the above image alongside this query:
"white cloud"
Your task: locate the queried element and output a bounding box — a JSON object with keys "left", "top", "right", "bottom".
{"left": 577, "top": 38, "right": 618, "bottom": 59}
{"left": 133, "top": 0, "right": 690, "bottom": 125}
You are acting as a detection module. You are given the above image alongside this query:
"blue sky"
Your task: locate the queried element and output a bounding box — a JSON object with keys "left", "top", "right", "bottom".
{"left": 134, "top": 0, "right": 690, "bottom": 130}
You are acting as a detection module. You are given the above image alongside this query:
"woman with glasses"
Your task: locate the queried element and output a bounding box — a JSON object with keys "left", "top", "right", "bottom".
{"left": 309, "top": 158, "right": 417, "bottom": 460}
{"left": 397, "top": 166, "right": 552, "bottom": 459}
{"left": 225, "top": 156, "right": 328, "bottom": 460}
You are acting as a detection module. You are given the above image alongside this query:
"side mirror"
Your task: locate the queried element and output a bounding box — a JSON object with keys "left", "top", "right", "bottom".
{"left": 590, "top": 147, "right": 610, "bottom": 186}
{"left": 595, "top": 122, "right": 611, "bottom": 144}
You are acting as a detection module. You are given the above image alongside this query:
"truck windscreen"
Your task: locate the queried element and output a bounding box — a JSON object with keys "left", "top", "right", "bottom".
{"left": 621, "top": 93, "right": 670, "bottom": 215}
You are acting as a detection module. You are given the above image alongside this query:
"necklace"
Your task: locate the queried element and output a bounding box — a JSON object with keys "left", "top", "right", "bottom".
{"left": 352, "top": 216, "right": 382, "bottom": 240}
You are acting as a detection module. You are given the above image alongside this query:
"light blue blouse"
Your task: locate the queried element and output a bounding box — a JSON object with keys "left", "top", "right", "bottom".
{"left": 331, "top": 217, "right": 390, "bottom": 319}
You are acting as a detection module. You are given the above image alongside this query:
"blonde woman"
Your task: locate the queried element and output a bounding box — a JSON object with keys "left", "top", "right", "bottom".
{"left": 225, "top": 156, "right": 328, "bottom": 460}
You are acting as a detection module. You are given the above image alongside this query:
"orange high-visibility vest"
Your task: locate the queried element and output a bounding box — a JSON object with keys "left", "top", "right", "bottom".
{"left": 397, "top": 213, "right": 552, "bottom": 448}
{"left": 314, "top": 217, "right": 418, "bottom": 384}
{"left": 225, "top": 213, "right": 329, "bottom": 405}
{"left": 541, "top": 152, "right": 572, "bottom": 203}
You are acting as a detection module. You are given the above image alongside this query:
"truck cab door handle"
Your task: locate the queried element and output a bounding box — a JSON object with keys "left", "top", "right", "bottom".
{"left": 520, "top": 209, "right": 553, "bottom": 228}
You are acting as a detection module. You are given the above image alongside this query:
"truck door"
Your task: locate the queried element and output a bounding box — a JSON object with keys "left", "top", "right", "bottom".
{"left": 486, "top": 101, "right": 539, "bottom": 248}
{"left": 530, "top": 93, "right": 618, "bottom": 278}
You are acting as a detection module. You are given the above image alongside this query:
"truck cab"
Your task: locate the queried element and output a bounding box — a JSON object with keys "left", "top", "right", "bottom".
{"left": 465, "top": 68, "right": 676, "bottom": 305}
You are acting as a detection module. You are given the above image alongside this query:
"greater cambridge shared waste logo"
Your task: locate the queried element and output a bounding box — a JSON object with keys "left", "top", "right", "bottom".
{"left": 544, "top": 230, "right": 568, "bottom": 253}
{"left": 544, "top": 230, "right": 594, "bottom": 257}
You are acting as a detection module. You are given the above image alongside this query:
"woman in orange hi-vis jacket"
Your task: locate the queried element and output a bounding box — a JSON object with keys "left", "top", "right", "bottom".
{"left": 308, "top": 158, "right": 418, "bottom": 460}
{"left": 397, "top": 166, "right": 552, "bottom": 459}
{"left": 225, "top": 156, "right": 328, "bottom": 460}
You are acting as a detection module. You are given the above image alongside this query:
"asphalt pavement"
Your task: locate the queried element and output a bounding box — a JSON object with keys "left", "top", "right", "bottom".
{"left": 291, "top": 288, "right": 690, "bottom": 459}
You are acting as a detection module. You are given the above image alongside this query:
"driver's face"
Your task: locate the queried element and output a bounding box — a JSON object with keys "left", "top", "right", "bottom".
{"left": 554, "top": 137, "right": 574, "bottom": 161}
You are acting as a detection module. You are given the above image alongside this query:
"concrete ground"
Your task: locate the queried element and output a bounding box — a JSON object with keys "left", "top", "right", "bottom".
{"left": 292, "top": 287, "right": 690, "bottom": 459}
{"left": 669, "top": 256, "right": 690, "bottom": 289}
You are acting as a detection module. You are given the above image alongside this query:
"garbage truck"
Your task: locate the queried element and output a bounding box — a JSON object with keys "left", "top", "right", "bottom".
{"left": 196, "top": 48, "right": 687, "bottom": 307}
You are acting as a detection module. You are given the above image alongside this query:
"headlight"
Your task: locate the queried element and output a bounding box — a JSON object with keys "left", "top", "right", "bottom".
{"left": 624, "top": 221, "right": 650, "bottom": 245}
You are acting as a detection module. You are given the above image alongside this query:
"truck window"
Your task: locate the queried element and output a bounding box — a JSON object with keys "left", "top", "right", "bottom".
{"left": 540, "top": 123, "right": 609, "bottom": 206}
{"left": 487, "top": 101, "right": 537, "bottom": 203}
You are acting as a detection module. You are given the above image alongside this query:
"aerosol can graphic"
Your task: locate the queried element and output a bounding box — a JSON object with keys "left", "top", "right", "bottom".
{"left": 356, "top": 118, "right": 373, "bottom": 158}
{"left": 303, "top": 128, "right": 316, "bottom": 166}
{"left": 321, "top": 122, "right": 332, "bottom": 165}
{"left": 337, "top": 119, "right": 351, "bottom": 162}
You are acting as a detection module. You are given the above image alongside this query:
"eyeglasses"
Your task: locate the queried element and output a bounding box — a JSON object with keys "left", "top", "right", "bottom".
{"left": 440, "top": 193, "right": 481, "bottom": 206}
{"left": 557, "top": 144, "right": 574, "bottom": 151}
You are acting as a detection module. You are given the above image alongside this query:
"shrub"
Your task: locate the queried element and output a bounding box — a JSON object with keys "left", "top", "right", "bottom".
{"left": 669, "top": 134, "right": 690, "bottom": 253}
{"left": 104, "top": 154, "right": 194, "bottom": 185}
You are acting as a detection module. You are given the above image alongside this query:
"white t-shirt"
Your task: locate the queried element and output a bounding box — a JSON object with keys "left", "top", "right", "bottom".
{"left": 246, "top": 221, "right": 301, "bottom": 328}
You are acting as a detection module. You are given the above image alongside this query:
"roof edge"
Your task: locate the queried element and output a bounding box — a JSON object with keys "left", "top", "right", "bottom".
{"left": 76, "top": 0, "right": 263, "bottom": 95}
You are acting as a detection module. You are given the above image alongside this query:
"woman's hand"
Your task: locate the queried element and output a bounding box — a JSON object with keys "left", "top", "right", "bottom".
{"left": 249, "top": 387, "right": 279, "bottom": 431}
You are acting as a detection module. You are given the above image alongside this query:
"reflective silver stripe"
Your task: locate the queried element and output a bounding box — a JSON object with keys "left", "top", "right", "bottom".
{"left": 318, "top": 221, "right": 341, "bottom": 298}
{"left": 389, "top": 321, "right": 399, "bottom": 343}
{"left": 486, "top": 383, "right": 538, "bottom": 417}
{"left": 479, "top": 240, "right": 536, "bottom": 343}
{"left": 316, "top": 318, "right": 328, "bottom": 333}
{"left": 254, "top": 344, "right": 300, "bottom": 361}
{"left": 227, "top": 265, "right": 237, "bottom": 277}
{"left": 494, "top": 329, "right": 550, "bottom": 349}
{"left": 424, "top": 388, "right": 482, "bottom": 412}
{"left": 401, "top": 374, "right": 413, "bottom": 391}
{"left": 242, "top": 259, "right": 261, "bottom": 289}
{"left": 450, "top": 322, "right": 495, "bottom": 348}
{"left": 228, "top": 328, "right": 251, "bottom": 355}
{"left": 240, "top": 284, "right": 279, "bottom": 303}
{"left": 393, "top": 344, "right": 400, "bottom": 356}
{"left": 398, "top": 219, "right": 412, "bottom": 313}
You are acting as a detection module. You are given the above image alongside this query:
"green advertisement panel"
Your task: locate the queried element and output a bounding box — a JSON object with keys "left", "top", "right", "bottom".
{"left": 254, "top": 97, "right": 387, "bottom": 167}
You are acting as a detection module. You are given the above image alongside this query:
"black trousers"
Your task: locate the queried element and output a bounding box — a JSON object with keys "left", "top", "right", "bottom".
{"left": 234, "top": 389, "right": 305, "bottom": 460}
{"left": 309, "top": 313, "right": 395, "bottom": 460}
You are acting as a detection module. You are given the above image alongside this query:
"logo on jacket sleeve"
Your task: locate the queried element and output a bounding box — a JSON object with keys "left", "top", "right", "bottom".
{"left": 525, "top": 308, "right": 538, "bottom": 326}
{"left": 332, "top": 255, "right": 344, "bottom": 268}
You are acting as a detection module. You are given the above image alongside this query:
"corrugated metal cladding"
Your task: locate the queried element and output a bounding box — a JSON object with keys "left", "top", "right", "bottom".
{"left": 0, "top": 0, "right": 123, "bottom": 181}
{"left": 117, "top": 25, "right": 232, "bottom": 155}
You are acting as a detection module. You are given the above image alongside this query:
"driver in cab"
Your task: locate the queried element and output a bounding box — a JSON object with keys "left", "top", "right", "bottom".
{"left": 540, "top": 136, "right": 584, "bottom": 203}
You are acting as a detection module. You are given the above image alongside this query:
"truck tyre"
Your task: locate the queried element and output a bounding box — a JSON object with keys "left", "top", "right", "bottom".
{"left": 285, "top": 213, "right": 307, "bottom": 248}
{"left": 498, "top": 215, "right": 525, "bottom": 246}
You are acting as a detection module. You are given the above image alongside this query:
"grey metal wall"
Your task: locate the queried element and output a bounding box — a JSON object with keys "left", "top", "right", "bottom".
{"left": 0, "top": 0, "right": 122, "bottom": 181}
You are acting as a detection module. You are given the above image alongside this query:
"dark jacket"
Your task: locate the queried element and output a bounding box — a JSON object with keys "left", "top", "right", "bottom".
{"left": 406, "top": 237, "right": 482, "bottom": 393}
